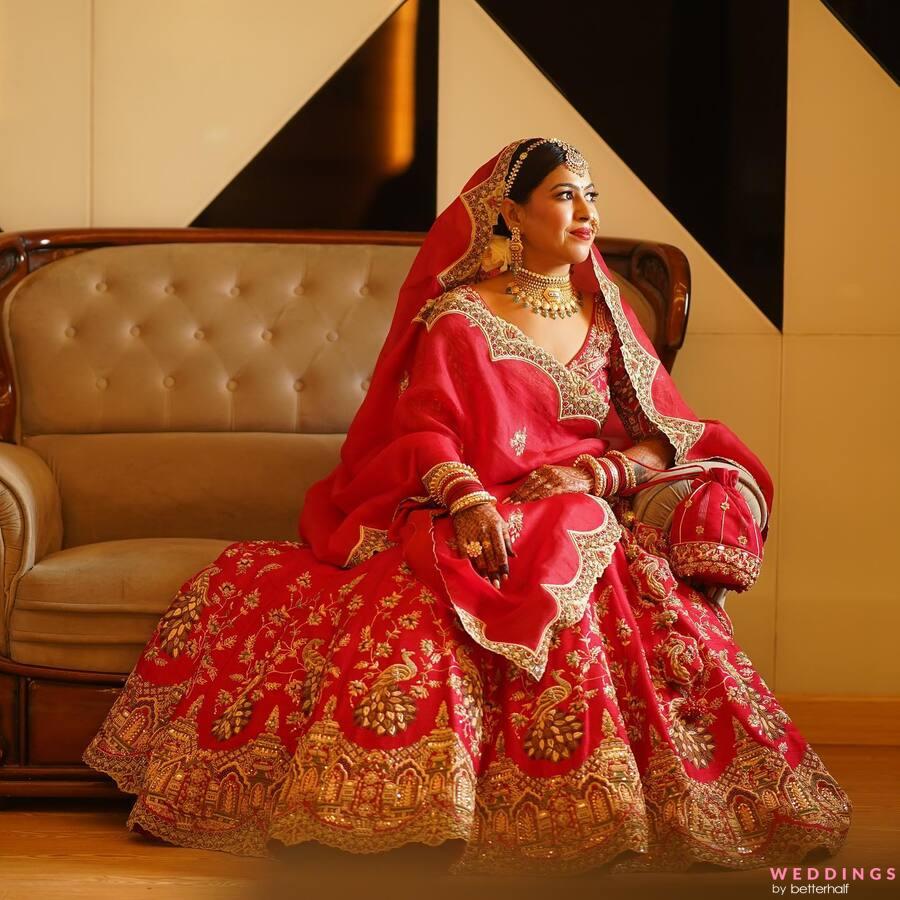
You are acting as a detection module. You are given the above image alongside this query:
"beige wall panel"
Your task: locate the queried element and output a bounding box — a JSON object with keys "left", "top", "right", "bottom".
{"left": 0, "top": 0, "right": 91, "bottom": 230}
{"left": 673, "top": 333, "right": 783, "bottom": 680}
{"left": 92, "top": 0, "right": 398, "bottom": 226}
{"left": 777, "top": 335, "right": 900, "bottom": 695}
{"left": 438, "top": 0, "right": 777, "bottom": 337}
{"left": 784, "top": 0, "right": 900, "bottom": 335}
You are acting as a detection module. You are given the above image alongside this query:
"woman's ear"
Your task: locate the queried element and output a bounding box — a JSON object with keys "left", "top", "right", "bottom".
{"left": 500, "top": 198, "right": 521, "bottom": 232}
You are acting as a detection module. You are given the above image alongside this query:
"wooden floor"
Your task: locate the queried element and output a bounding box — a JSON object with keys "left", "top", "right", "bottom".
{"left": 0, "top": 745, "right": 897, "bottom": 900}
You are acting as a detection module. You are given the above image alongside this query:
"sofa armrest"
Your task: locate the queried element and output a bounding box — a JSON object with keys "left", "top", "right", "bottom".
{"left": 0, "top": 443, "right": 63, "bottom": 655}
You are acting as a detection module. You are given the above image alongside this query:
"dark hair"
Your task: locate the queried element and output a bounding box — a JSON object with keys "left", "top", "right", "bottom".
{"left": 493, "top": 139, "right": 569, "bottom": 238}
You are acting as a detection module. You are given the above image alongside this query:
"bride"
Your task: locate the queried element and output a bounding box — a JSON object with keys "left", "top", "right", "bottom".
{"left": 83, "top": 137, "right": 851, "bottom": 875}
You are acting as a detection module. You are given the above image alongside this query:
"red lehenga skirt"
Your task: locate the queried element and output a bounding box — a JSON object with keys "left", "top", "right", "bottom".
{"left": 83, "top": 518, "right": 851, "bottom": 876}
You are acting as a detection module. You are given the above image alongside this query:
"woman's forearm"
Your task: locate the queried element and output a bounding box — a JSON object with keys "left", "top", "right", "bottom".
{"left": 624, "top": 435, "right": 674, "bottom": 485}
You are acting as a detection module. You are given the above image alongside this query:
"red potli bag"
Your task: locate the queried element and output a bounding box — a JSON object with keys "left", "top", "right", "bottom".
{"left": 666, "top": 466, "right": 763, "bottom": 592}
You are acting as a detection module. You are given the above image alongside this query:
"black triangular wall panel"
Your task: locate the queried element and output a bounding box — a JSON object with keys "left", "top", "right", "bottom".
{"left": 824, "top": 0, "right": 899, "bottom": 86}
{"left": 192, "top": 0, "right": 438, "bottom": 232}
{"left": 478, "top": 0, "right": 789, "bottom": 331}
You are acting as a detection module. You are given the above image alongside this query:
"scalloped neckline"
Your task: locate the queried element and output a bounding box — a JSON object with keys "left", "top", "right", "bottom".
{"left": 461, "top": 284, "right": 597, "bottom": 371}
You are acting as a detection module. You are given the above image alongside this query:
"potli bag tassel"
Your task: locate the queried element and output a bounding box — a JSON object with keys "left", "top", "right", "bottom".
{"left": 668, "top": 467, "right": 763, "bottom": 592}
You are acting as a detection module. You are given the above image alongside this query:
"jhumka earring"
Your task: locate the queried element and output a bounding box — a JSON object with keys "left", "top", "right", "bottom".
{"left": 509, "top": 225, "right": 523, "bottom": 273}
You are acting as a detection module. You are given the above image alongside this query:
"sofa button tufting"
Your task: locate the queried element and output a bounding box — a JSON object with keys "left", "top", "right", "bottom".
{"left": 293, "top": 379, "right": 305, "bottom": 392}
{"left": 194, "top": 329, "right": 205, "bottom": 340}
{"left": 96, "top": 377, "right": 108, "bottom": 389}
{"left": 361, "top": 378, "right": 371, "bottom": 390}
{"left": 64, "top": 326, "right": 76, "bottom": 338}
{"left": 359, "top": 285, "right": 370, "bottom": 296}
{"left": 229, "top": 286, "right": 240, "bottom": 297}
{"left": 164, "top": 284, "right": 176, "bottom": 295}
{"left": 163, "top": 376, "right": 175, "bottom": 389}
{"left": 130, "top": 325, "right": 141, "bottom": 337}
{"left": 261, "top": 329, "right": 273, "bottom": 341}
{"left": 326, "top": 331, "right": 339, "bottom": 342}
{"left": 96, "top": 281, "right": 107, "bottom": 292}
{"left": 294, "top": 284, "right": 305, "bottom": 296}
{"left": 226, "top": 378, "right": 238, "bottom": 391}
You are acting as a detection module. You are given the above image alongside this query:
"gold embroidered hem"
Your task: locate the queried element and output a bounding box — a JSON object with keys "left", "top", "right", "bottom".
{"left": 440, "top": 495, "right": 622, "bottom": 681}
{"left": 82, "top": 538, "right": 850, "bottom": 875}
{"left": 608, "top": 721, "right": 851, "bottom": 874}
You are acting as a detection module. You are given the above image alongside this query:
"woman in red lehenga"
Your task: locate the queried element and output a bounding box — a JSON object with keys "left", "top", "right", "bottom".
{"left": 83, "top": 138, "right": 851, "bottom": 876}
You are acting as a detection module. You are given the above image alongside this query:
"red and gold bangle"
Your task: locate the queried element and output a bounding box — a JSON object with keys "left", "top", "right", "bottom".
{"left": 604, "top": 450, "right": 637, "bottom": 490}
{"left": 440, "top": 474, "right": 480, "bottom": 504}
{"left": 573, "top": 453, "right": 608, "bottom": 497}
{"left": 443, "top": 477, "right": 484, "bottom": 508}
{"left": 602, "top": 456, "right": 620, "bottom": 495}
{"left": 423, "top": 462, "right": 479, "bottom": 506}
{"left": 449, "top": 490, "right": 497, "bottom": 516}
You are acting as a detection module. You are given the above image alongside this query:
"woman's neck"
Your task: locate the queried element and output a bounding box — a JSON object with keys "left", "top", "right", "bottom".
{"left": 519, "top": 252, "right": 570, "bottom": 278}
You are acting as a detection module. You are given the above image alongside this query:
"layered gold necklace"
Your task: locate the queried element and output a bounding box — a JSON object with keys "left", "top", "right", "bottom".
{"left": 505, "top": 266, "right": 583, "bottom": 319}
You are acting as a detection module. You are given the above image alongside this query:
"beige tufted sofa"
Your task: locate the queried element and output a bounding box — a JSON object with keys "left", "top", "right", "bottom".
{"left": 0, "top": 228, "right": 690, "bottom": 797}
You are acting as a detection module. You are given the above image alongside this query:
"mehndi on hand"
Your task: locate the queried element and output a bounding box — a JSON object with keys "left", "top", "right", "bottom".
{"left": 507, "top": 464, "right": 593, "bottom": 503}
{"left": 452, "top": 502, "right": 515, "bottom": 589}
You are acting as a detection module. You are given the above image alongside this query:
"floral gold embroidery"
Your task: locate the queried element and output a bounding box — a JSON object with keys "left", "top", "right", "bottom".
{"left": 344, "top": 525, "right": 397, "bottom": 569}
{"left": 510, "top": 426, "right": 527, "bottom": 456}
{"left": 506, "top": 507, "right": 524, "bottom": 543}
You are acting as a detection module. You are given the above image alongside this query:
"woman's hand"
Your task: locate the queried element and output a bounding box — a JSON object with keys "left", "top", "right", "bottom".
{"left": 452, "top": 502, "right": 515, "bottom": 589}
{"left": 507, "top": 464, "right": 592, "bottom": 503}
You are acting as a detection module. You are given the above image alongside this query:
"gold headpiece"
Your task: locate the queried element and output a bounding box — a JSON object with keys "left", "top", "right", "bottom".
{"left": 503, "top": 138, "right": 588, "bottom": 199}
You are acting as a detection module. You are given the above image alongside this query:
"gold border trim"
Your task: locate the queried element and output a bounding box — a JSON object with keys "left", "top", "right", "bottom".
{"left": 442, "top": 494, "right": 622, "bottom": 681}
{"left": 591, "top": 254, "right": 705, "bottom": 463}
{"left": 343, "top": 525, "right": 397, "bottom": 568}
{"left": 437, "top": 141, "right": 519, "bottom": 290}
{"left": 415, "top": 288, "right": 610, "bottom": 433}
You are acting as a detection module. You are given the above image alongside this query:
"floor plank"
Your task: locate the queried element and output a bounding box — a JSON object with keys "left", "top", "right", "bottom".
{"left": 0, "top": 745, "right": 896, "bottom": 900}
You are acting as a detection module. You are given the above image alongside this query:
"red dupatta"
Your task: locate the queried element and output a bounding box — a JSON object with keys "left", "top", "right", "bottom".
{"left": 299, "top": 139, "right": 774, "bottom": 681}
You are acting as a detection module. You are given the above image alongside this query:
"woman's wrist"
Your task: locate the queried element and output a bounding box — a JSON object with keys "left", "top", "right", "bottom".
{"left": 573, "top": 451, "right": 638, "bottom": 498}
{"left": 449, "top": 491, "right": 497, "bottom": 516}
{"left": 423, "top": 461, "right": 496, "bottom": 513}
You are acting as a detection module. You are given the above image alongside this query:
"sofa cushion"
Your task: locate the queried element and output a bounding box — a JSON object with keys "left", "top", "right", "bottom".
{"left": 9, "top": 537, "right": 232, "bottom": 674}
{"left": 25, "top": 431, "right": 343, "bottom": 548}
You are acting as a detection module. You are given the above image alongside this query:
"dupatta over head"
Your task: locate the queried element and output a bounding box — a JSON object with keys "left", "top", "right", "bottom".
{"left": 299, "top": 138, "right": 774, "bottom": 681}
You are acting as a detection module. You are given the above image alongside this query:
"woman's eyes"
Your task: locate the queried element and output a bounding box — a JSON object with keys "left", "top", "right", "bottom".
{"left": 558, "top": 191, "right": 599, "bottom": 201}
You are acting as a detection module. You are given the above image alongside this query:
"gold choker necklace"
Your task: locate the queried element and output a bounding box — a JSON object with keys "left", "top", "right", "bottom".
{"left": 505, "top": 266, "right": 582, "bottom": 319}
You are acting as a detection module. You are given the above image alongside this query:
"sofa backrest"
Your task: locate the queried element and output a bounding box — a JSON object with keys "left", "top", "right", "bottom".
{"left": 4, "top": 241, "right": 417, "bottom": 546}
{"left": 0, "top": 233, "right": 679, "bottom": 549}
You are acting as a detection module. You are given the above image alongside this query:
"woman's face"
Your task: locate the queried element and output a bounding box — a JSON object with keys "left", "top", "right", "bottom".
{"left": 501, "top": 164, "right": 598, "bottom": 270}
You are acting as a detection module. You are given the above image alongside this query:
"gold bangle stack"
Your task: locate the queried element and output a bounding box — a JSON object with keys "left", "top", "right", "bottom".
{"left": 424, "top": 461, "right": 479, "bottom": 506}
{"left": 449, "top": 491, "right": 497, "bottom": 516}
{"left": 574, "top": 453, "right": 607, "bottom": 496}
{"left": 573, "top": 451, "right": 638, "bottom": 498}
{"left": 605, "top": 450, "right": 638, "bottom": 490}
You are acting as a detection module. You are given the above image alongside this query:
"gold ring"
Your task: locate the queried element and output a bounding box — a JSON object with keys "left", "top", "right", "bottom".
{"left": 464, "top": 540, "right": 483, "bottom": 558}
